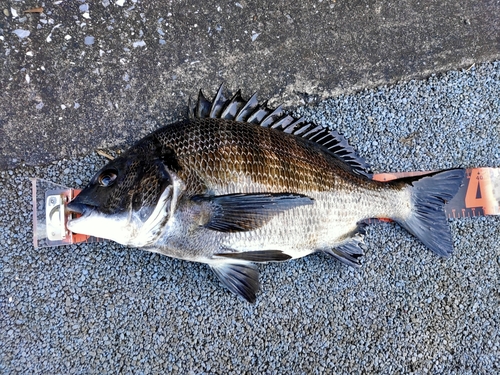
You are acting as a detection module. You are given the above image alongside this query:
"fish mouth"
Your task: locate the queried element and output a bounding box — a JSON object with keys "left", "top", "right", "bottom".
{"left": 66, "top": 200, "right": 91, "bottom": 215}
{"left": 66, "top": 198, "right": 98, "bottom": 233}
{"left": 66, "top": 200, "right": 94, "bottom": 231}
{"left": 65, "top": 200, "right": 103, "bottom": 235}
{"left": 66, "top": 190, "right": 99, "bottom": 215}
{"left": 65, "top": 200, "right": 133, "bottom": 245}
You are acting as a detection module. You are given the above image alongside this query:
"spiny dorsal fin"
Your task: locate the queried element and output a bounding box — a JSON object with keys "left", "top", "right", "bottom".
{"left": 189, "top": 84, "right": 372, "bottom": 178}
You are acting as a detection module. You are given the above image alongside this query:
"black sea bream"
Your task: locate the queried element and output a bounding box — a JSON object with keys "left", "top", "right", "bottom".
{"left": 67, "top": 86, "right": 465, "bottom": 302}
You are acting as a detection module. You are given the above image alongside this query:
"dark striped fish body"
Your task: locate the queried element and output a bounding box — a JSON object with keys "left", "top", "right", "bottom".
{"left": 149, "top": 119, "right": 407, "bottom": 259}
{"left": 68, "top": 87, "right": 465, "bottom": 302}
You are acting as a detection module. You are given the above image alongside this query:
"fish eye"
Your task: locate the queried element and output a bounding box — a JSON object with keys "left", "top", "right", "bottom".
{"left": 98, "top": 170, "right": 118, "bottom": 187}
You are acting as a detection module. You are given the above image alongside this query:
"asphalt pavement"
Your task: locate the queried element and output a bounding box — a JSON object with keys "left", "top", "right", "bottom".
{"left": 1, "top": 0, "right": 499, "bottom": 374}
{"left": 1, "top": 61, "right": 499, "bottom": 374}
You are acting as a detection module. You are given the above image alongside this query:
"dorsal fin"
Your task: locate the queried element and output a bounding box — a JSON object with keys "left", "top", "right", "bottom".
{"left": 188, "top": 84, "right": 372, "bottom": 178}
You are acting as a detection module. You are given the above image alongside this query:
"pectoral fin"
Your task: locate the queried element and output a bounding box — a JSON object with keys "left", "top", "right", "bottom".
{"left": 210, "top": 262, "right": 260, "bottom": 303}
{"left": 192, "top": 193, "right": 314, "bottom": 232}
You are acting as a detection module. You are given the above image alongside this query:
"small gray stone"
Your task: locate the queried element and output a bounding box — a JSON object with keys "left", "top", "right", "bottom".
{"left": 84, "top": 36, "right": 95, "bottom": 45}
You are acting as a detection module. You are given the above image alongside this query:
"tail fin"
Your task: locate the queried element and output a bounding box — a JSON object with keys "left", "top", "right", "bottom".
{"left": 395, "top": 168, "right": 465, "bottom": 257}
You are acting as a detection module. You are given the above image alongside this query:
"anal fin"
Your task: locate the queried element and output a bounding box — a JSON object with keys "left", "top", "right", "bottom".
{"left": 210, "top": 262, "right": 260, "bottom": 303}
{"left": 324, "top": 232, "right": 366, "bottom": 268}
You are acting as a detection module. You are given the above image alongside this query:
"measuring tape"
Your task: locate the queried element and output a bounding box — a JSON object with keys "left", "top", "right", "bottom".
{"left": 31, "top": 179, "right": 104, "bottom": 249}
{"left": 373, "top": 168, "right": 500, "bottom": 218}
{"left": 33, "top": 168, "right": 499, "bottom": 248}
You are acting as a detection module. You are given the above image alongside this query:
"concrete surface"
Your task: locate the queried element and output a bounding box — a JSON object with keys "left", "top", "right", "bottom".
{"left": 1, "top": 0, "right": 499, "bottom": 169}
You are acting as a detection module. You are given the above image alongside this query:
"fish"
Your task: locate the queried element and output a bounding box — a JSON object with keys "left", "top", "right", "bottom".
{"left": 67, "top": 85, "right": 465, "bottom": 303}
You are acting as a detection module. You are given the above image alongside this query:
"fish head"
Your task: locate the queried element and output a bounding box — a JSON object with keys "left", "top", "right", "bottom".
{"left": 67, "top": 146, "right": 178, "bottom": 246}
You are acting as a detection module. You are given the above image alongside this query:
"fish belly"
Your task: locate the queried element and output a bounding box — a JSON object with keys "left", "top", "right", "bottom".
{"left": 221, "top": 188, "right": 405, "bottom": 259}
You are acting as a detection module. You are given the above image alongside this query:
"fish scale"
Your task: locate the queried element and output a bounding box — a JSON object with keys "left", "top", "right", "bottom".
{"left": 66, "top": 86, "right": 465, "bottom": 303}
{"left": 155, "top": 118, "right": 368, "bottom": 195}
{"left": 152, "top": 115, "right": 408, "bottom": 264}
{"left": 221, "top": 191, "right": 380, "bottom": 257}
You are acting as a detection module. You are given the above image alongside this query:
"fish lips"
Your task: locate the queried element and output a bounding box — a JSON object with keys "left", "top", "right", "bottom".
{"left": 66, "top": 191, "right": 99, "bottom": 215}
{"left": 66, "top": 200, "right": 89, "bottom": 215}
{"left": 66, "top": 196, "right": 94, "bottom": 235}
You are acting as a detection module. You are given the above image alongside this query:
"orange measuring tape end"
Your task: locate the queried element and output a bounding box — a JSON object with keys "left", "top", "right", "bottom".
{"left": 373, "top": 167, "right": 500, "bottom": 219}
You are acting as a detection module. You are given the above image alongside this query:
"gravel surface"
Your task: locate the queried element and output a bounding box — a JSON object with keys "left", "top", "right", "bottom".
{"left": 1, "top": 62, "right": 499, "bottom": 374}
